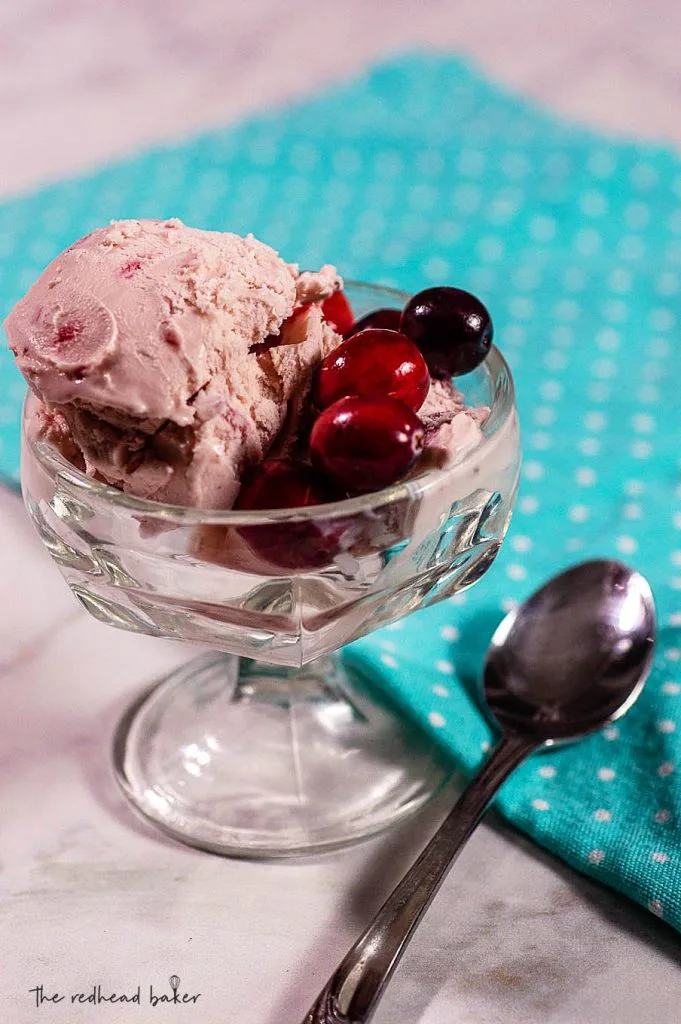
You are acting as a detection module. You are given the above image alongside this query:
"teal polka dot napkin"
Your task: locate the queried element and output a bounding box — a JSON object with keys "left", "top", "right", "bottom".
{"left": 1, "top": 54, "right": 680, "bottom": 928}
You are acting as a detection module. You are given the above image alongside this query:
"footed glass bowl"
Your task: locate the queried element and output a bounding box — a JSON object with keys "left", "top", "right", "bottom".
{"left": 22, "top": 283, "right": 521, "bottom": 857}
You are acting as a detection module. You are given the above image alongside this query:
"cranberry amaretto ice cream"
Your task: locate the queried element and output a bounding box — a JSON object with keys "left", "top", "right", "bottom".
{"left": 6, "top": 218, "right": 491, "bottom": 510}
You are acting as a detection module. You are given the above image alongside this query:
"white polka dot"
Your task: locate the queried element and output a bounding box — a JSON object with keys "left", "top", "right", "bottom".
{"left": 554, "top": 298, "right": 581, "bottom": 322}
{"left": 563, "top": 266, "right": 587, "bottom": 291}
{"left": 435, "top": 660, "right": 454, "bottom": 675}
{"left": 428, "top": 711, "right": 446, "bottom": 728}
{"left": 603, "top": 299, "right": 629, "bottom": 323}
{"left": 657, "top": 719, "right": 676, "bottom": 734}
{"left": 576, "top": 467, "right": 597, "bottom": 486}
{"left": 655, "top": 271, "right": 679, "bottom": 296}
{"left": 381, "top": 653, "right": 398, "bottom": 669}
{"left": 650, "top": 307, "right": 676, "bottom": 332}
{"left": 647, "top": 337, "right": 670, "bottom": 359}
{"left": 630, "top": 162, "right": 658, "bottom": 188}
{"left": 604, "top": 726, "right": 619, "bottom": 740}
{"left": 509, "top": 296, "right": 535, "bottom": 320}
{"left": 598, "top": 768, "right": 616, "bottom": 781}
{"left": 624, "top": 201, "right": 650, "bottom": 230}
{"left": 501, "top": 598, "right": 518, "bottom": 613}
{"left": 519, "top": 496, "right": 539, "bottom": 514}
{"left": 579, "top": 438, "right": 600, "bottom": 456}
{"left": 623, "top": 503, "right": 642, "bottom": 520}
{"left": 631, "top": 413, "right": 655, "bottom": 433}
{"left": 668, "top": 613, "right": 681, "bottom": 627}
{"left": 543, "top": 350, "right": 567, "bottom": 371}
{"left": 530, "top": 432, "right": 552, "bottom": 450}
{"left": 512, "top": 265, "right": 541, "bottom": 291}
{"left": 652, "top": 851, "right": 669, "bottom": 864}
{"left": 671, "top": 577, "right": 681, "bottom": 591}
{"left": 631, "top": 441, "right": 652, "bottom": 459}
{"left": 506, "top": 563, "right": 527, "bottom": 581}
{"left": 539, "top": 380, "right": 563, "bottom": 401}
{"left": 432, "top": 684, "right": 450, "bottom": 698}
{"left": 655, "top": 809, "right": 671, "bottom": 824}
{"left": 379, "top": 639, "right": 397, "bottom": 652}
{"left": 528, "top": 214, "right": 557, "bottom": 241}
{"left": 477, "top": 236, "right": 504, "bottom": 262}
{"left": 607, "top": 268, "right": 632, "bottom": 293}
{"left": 457, "top": 148, "right": 486, "bottom": 176}
{"left": 532, "top": 799, "right": 550, "bottom": 811}
{"left": 616, "top": 535, "right": 638, "bottom": 555}
{"left": 575, "top": 227, "right": 602, "bottom": 255}
{"left": 481, "top": 739, "right": 491, "bottom": 752}
{"left": 662, "top": 681, "right": 681, "bottom": 695}
{"left": 588, "top": 382, "right": 612, "bottom": 402}
{"left": 565, "top": 538, "right": 584, "bottom": 553}
{"left": 592, "top": 357, "right": 618, "bottom": 378}
{"left": 649, "top": 899, "right": 664, "bottom": 917}
{"left": 524, "top": 461, "right": 544, "bottom": 481}
{"left": 580, "top": 190, "right": 608, "bottom": 217}
{"left": 618, "top": 235, "right": 646, "bottom": 260}
{"left": 511, "top": 535, "right": 532, "bottom": 553}
{"left": 595, "top": 327, "right": 621, "bottom": 352}
{"left": 658, "top": 761, "right": 675, "bottom": 777}
{"left": 449, "top": 592, "right": 468, "bottom": 606}
{"left": 594, "top": 809, "right": 611, "bottom": 822}
{"left": 534, "top": 406, "right": 556, "bottom": 426}
{"left": 538, "top": 765, "right": 556, "bottom": 779}
{"left": 385, "top": 620, "right": 405, "bottom": 631}
{"left": 624, "top": 480, "right": 644, "bottom": 497}
{"left": 569, "top": 504, "right": 590, "bottom": 523}
{"left": 439, "top": 625, "right": 459, "bottom": 641}
{"left": 584, "top": 410, "right": 607, "bottom": 431}
{"left": 675, "top": 514, "right": 681, "bottom": 530}
{"left": 422, "top": 256, "right": 452, "bottom": 281}
{"left": 588, "top": 849, "right": 606, "bottom": 864}
{"left": 666, "top": 647, "right": 681, "bottom": 661}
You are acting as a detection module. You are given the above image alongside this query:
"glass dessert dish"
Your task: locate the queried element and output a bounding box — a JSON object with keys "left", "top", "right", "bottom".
{"left": 21, "top": 283, "right": 520, "bottom": 858}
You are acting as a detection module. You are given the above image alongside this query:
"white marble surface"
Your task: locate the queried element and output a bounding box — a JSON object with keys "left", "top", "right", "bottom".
{"left": 3, "top": 1, "right": 681, "bottom": 1021}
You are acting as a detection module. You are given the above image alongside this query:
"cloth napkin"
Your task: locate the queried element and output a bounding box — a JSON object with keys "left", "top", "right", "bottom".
{"left": 1, "top": 54, "right": 680, "bottom": 930}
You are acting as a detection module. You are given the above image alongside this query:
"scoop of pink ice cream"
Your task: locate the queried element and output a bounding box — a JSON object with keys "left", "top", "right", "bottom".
{"left": 6, "top": 219, "right": 343, "bottom": 507}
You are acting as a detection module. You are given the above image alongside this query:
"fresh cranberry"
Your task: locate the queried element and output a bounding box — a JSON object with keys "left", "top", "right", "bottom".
{"left": 310, "top": 396, "right": 425, "bottom": 494}
{"left": 314, "top": 328, "right": 429, "bottom": 412}
{"left": 401, "top": 287, "right": 493, "bottom": 377}
{"left": 345, "top": 307, "right": 401, "bottom": 338}
{"left": 322, "top": 290, "right": 354, "bottom": 334}
{"left": 235, "top": 459, "right": 334, "bottom": 512}
{"left": 234, "top": 459, "right": 342, "bottom": 570}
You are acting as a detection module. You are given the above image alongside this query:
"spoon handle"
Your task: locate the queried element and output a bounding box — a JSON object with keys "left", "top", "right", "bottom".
{"left": 302, "top": 731, "right": 534, "bottom": 1024}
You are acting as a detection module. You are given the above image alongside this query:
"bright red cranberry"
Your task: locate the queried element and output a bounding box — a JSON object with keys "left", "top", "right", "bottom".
{"left": 310, "top": 396, "right": 425, "bottom": 494}
{"left": 401, "top": 287, "right": 493, "bottom": 377}
{"left": 314, "top": 328, "right": 429, "bottom": 412}
{"left": 322, "top": 290, "right": 354, "bottom": 334}
{"left": 235, "top": 459, "right": 342, "bottom": 570}
{"left": 344, "top": 307, "right": 402, "bottom": 338}
{"left": 235, "top": 458, "right": 337, "bottom": 511}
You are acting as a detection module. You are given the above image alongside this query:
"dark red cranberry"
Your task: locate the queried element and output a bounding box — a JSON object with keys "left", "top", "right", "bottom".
{"left": 322, "top": 290, "right": 354, "bottom": 334}
{"left": 401, "top": 287, "right": 493, "bottom": 377}
{"left": 314, "top": 328, "right": 429, "bottom": 412}
{"left": 345, "top": 307, "right": 402, "bottom": 338}
{"left": 309, "top": 396, "right": 425, "bottom": 494}
{"left": 234, "top": 459, "right": 342, "bottom": 570}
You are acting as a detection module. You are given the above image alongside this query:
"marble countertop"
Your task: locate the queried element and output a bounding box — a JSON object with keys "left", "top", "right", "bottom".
{"left": 3, "top": 2, "right": 681, "bottom": 1021}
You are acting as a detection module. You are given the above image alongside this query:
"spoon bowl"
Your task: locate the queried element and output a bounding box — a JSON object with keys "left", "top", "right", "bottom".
{"left": 484, "top": 559, "right": 656, "bottom": 743}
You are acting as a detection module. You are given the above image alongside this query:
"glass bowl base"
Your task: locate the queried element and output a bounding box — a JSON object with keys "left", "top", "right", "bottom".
{"left": 112, "top": 651, "right": 450, "bottom": 858}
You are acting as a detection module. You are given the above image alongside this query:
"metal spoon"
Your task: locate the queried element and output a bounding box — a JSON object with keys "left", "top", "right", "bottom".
{"left": 303, "top": 559, "right": 656, "bottom": 1024}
